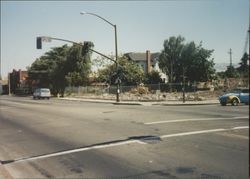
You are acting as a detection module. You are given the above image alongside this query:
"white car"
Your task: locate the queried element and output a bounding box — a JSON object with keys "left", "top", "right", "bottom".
{"left": 33, "top": 88, "right": 51, "bottom": 99}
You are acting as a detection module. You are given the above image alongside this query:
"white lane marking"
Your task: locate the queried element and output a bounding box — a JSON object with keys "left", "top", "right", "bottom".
{"left": 233, "top": 116, "right": 249, "bottom": 119}
{"left": 232, "top": 126, "right": 249, "bottom": 130}
{"left": 6, "top": 126, "right": 248, "bottom": 165}
{"left": 13, "top": 140, "right": 145, "bottom": 164}
{"left": 160, "top": 129, "right": 226, "bottom": 139}
{"left": 160, "top": 126, "right": 249, "bottom": 139}
{"left": 144, "top": 116, "right": 249, "bottom": 125}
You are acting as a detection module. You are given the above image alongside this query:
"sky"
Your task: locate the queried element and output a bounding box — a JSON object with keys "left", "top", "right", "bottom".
{"left": 1, "top": 0, "right": 249, "bottom": 78}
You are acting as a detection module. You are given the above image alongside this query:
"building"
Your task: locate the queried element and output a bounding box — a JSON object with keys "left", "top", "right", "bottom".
{"left": 9, "top": 69, "right": 31, "bottom": 94}
{"left": 124, "top": 50, "right": 168, "bottom": 82}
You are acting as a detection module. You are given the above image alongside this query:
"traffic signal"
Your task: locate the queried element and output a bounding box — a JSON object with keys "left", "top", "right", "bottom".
{"left": 83, "top": 41, "right": 92, "bottom": 53}
{"left": 36, "top": 37, "right": 42, "bottom": 49}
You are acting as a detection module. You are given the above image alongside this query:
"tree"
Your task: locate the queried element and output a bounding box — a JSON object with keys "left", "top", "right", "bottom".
{"left": 28, "top": 45, "right": 69, "bottom": 94}
{"left": 159, "top": 36, "right": 185, "bottom": 83}
{"left": 46, "top": 45, "right": 69, "bottom": 94}
{"left": 145, "top": 71, "right": 162, "bottom": 84}
{"left": 159, "top": 36, "right": 216, "bottom": 83}
{"left": 28, "top": 43, "right": 93, "bottom": 95}
{"left": 225, "top": 66, "right": 240, "bottom": 78}
{"left": 65, "top": 42, "right": 93, "bottom": 86}
{"left": 97, "top": 56, "right": 145, "bottom": 86}
{"left": 183, "top": 42, "right": 215, "bottom": 82}
{"left": 237, "top": 53, "right": 249, "bottom": 77}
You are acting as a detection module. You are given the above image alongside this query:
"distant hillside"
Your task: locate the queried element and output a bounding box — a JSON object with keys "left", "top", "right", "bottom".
{"left": 214, "top": 63, "right": 239, "bottom": 72}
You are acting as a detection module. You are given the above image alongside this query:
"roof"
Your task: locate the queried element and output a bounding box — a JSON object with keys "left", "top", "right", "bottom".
{"left": 125, "top": 52, "right": 160, "bottom": 62}
{"left": 125, "top": 53, "right": 146, "bottom": 62}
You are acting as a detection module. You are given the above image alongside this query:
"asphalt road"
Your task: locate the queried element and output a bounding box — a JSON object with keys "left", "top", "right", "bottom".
{"left": 0, "top": 95, "right": 249, "bottom": 179}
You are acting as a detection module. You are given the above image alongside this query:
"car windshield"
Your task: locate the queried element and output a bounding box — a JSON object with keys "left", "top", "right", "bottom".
{"left": 228, "top": 89, "right": 241, "bottom": 93}
{"left": 41, "top": 89, "right": 50, "bottom": 92}
{"left": 228, "top": 89, "right": 249, "bottom": 94}
{"left": 241, "top": 89, "right": 249, "bottom": 93}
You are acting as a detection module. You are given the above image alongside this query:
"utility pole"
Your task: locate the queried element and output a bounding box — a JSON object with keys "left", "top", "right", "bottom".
{"left": 170, "top": 62, "right": 173, "bottom": 93}
{"left": 8, "top": 73, "right": 11, "bottom": 96}
{"left": 248, "top": 26, "right": 250, "bottom": 61}
{"left": 181, "top": 67, "right": 186, "bottom": 103}
{"left": 248, "top": 3, "right": 250, "bottom": 86}
{"left": 0, "top": 57, "right": 1, "bottom": 80}
{"left": 228, "top": 48, "right": 232, "bottom": 67}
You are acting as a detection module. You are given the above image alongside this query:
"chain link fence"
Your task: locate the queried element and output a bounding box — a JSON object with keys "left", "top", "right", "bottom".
{"left": 65, "top": 83, "right": 214, "bottom": 101}
{"left": 64, "top": 78, "right": 248, "bottom": 101}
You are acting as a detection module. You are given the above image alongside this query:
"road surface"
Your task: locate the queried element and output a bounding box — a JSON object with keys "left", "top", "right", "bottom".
{"left": 0, "top": 96, "right": 249, "bottom": 178}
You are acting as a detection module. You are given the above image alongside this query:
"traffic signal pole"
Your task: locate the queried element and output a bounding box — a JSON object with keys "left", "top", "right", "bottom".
{"left": 36, "top": 36, "right": 120, "bottom": 102}
{"left": 37, "top": 36, "right": 115, "bottom": 63}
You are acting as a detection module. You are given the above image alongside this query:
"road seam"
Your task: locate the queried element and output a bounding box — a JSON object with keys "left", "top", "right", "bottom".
{"left": 2, "top": 140, "right": 145, "bottom": 165}
{"left": 2, "top": 126, "right": 248, "bottom": 165}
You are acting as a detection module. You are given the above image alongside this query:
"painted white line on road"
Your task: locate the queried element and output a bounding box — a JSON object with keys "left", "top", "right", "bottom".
{"left": 12, "top": 140, "right": 145, "bottom": 164}
{"left": 160, "top": 126, "right": 249, "bottom": 139}
{"left": 4, "top": 126, "right": 248, "bottom": 165}
{"left": 232, "top": 126, "right": 249, "bottom": 130}
{"left": 144, "top": 116, "right": 249, "bottom": 125}
{"left": 233, "top": 116, "right": 249, "bottom": 119}
{"left": 160, "top": 129, "right": 226, "bottom": 139}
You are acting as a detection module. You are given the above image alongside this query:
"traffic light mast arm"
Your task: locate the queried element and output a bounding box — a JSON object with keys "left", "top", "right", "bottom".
{"left": 37, "top": 36, "right": 116, "bottom": 63}
{"left": 89, "top": 48, "right": 116, "bottom": 63}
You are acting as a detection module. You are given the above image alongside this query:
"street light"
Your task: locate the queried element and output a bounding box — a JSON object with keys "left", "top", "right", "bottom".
{"left": 80, "top": 11, "right": 120, "bottom": 102}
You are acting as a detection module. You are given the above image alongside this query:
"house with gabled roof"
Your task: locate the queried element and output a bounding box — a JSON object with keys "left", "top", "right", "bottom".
{"left": 124, "top": 50, "right": 168, "bottom": 83}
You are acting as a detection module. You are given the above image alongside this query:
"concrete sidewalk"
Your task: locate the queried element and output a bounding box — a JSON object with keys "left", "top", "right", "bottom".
{"left": 59, "top": 97, "right": 219, "bottom": 106}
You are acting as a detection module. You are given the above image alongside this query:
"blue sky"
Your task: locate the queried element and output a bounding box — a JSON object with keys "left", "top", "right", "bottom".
{"left": 1, "top": 0, "right": 249, "bottom": 78}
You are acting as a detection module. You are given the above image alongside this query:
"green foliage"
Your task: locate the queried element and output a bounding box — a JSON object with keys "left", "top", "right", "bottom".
{"left": 159, "top": 36, "right": 185, "bottom": 82}
{"left": 225, "top": 66, "right": 240, "bottom": 78}
{"left": 145, "top": 71, "right": 162, "bottom": 84}
{"left": 237, "top": 53, "right": 249, "bottom": 77}
{"left": 97, "top": 56, "right": 145, "bottom": 85}
{"left": 65, "top": 43, "right": 93, "bottom": 86}
{"left": 159, "top": 36, "right": 216, "bottom": 83}
{"left": 216, "top": 71, "right": 226, "bottom": 79}
{"left": 28, "top": 43, "right": 93, "bottom": 95}
{"left": 215, "top": 53, "right": 249, "bottom": 80}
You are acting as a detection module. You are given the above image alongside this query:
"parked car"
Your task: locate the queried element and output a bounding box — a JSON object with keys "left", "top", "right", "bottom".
{"left": 218, "top": 88, "right": 249, "bottom": 106}
{"left": 33, "top": 88, "right": 51, "bottom": 99}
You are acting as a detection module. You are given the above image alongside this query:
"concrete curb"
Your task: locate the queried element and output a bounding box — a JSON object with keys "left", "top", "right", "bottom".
{"left": 154, "top": 103, "right": 218, "bottom": 106}
{"left": 59, "top": 98, "right": 143, "bottom": 105}
{"left": 112, "top": 102, "right": 142, "bottom": 105}
{"left": 59, "top": 97, "right": 218, "bottom": 106}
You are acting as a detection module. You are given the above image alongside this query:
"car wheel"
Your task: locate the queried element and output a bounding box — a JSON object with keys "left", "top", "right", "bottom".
{"left": 231, "top": 98, "right": 239, "bottom": 106}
